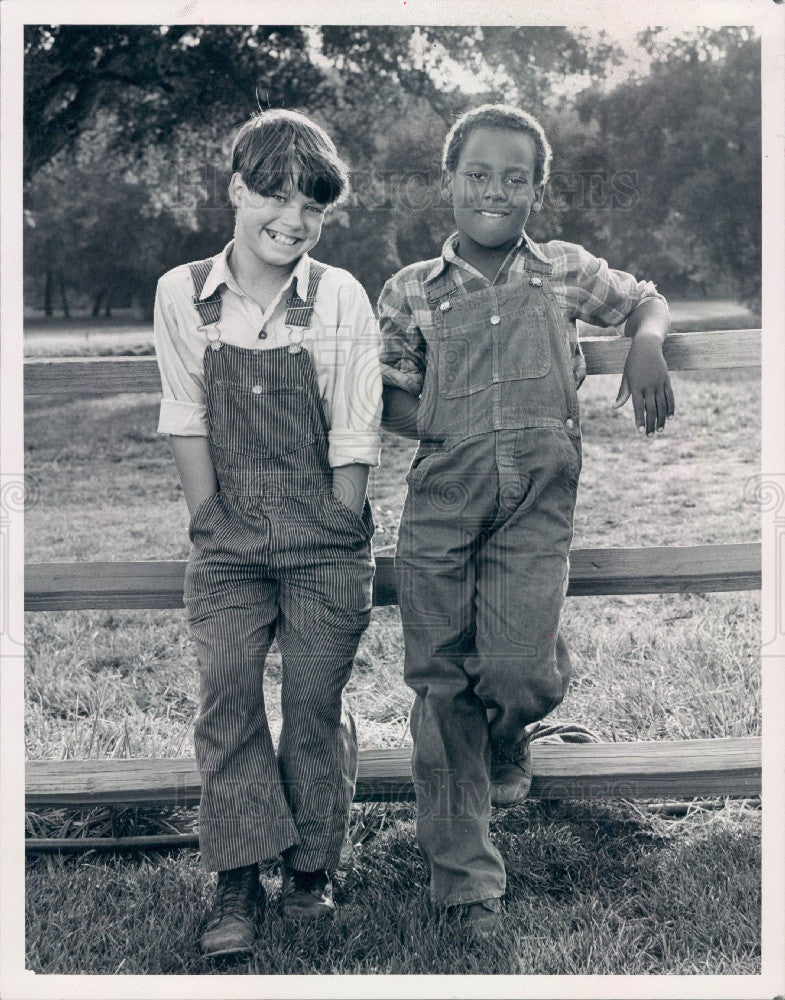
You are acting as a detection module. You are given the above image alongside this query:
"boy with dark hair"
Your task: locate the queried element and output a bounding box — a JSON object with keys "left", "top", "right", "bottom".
{"left": 379, "top": 103, "right": 674, "bottom": 938}
{"left": 154, "top": 109, "right": 381, "bottom": 957}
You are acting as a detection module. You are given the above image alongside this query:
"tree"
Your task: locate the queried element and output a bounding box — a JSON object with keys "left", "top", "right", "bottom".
{"left": 26, "top": 25, "right": 758, "bottom": 314}
{"left": 572, "top": 28, "right": 761, "bottom": 308}
{"left": 25, "top": 25, "right": 624, "bottom": 311}
{"left": 24, "top": 24, "right": 325, "bottom": 183}
{"left": 24, "top": 114, "right": 198, "bottom": 318}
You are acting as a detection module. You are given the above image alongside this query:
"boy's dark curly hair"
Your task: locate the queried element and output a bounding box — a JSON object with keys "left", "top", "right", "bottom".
{"left": 442, "top": 104, "right": 552, "bottom": 187}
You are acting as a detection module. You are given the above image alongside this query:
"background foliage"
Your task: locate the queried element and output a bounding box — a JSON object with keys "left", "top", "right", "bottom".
{"left": 24, "top": 25, "right": 761, "bottom": 317}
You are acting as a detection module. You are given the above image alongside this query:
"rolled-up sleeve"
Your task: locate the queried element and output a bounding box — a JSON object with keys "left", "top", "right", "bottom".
{"left": 377, "top": 275, "right": 427, "bottom": 397}
{"left": 153, "top": 276, "right": 208, "bottom": 436}
{"left": 564, "top": 243, "right": 667, "bottom": 331}
{"left": 326, "top": 278, "right": 382, "bottom": 468}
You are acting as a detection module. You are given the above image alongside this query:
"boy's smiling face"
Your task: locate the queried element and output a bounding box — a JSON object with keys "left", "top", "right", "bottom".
{"left": 442, "top": 127, "right": 544, "bottom": 254}
{"left": 229, "top": 171, "right": 327, "bottom": 269}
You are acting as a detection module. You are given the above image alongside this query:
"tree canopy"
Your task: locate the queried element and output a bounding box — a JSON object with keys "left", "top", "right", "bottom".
{"left": 23, "top": 25, "right": 761, "bottom": 318}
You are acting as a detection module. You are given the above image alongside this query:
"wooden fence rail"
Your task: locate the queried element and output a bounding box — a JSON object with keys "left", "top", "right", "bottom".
{"left": 26, "top": 738, "right": 762, "bottom": 807}
{"left": 23, "top": 330, "right": 763, "bottom": 818}
{"left": 23, "top": 329, "right": 761, "bottom": 396}
{"left": 25, "top": 543, "right": 761, "bottom": 612}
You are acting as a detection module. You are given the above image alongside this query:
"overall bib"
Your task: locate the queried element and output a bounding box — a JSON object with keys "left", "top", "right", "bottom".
{"left": 396, "top": 255, "right": 581, "bottom": 906}
{"left": 184, "top": 260, "right": 375, "bottom": 873}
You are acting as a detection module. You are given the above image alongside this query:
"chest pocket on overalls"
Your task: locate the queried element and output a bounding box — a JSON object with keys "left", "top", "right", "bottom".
{"left": 435, "top": 286, "right": 551, "bottom": 399}
{"left": 209, "top": 378, "right": 316, "bottom": 459}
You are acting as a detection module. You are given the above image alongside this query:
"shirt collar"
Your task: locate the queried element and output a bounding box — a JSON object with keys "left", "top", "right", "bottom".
{"left": 200, "top": 240, "right": 312, "bottom": 302}
{"left": 424, "top": 228, "right": 550, "bottom": 283}
{"left": 520, "top": 230, "right": 551, "bottom": 265}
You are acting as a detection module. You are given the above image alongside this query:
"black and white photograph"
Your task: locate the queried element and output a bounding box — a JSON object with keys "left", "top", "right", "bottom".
{"left": 1, "top": 0, "right": 784, "bottom": 995}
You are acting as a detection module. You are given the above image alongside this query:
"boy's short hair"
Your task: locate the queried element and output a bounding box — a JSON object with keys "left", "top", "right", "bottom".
{"left": 442, "top": 104, "right": 552, "bottom": 187}
{"left": 231, "top": 109, "right": 349, "bottom": 206}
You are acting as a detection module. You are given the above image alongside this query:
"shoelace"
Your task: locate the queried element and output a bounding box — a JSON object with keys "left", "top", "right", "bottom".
{"left": 214, "top": 871, "right": 256, "bottom": 919}
{"left": 529, "top": 721, "right": 601, "bottom": 744}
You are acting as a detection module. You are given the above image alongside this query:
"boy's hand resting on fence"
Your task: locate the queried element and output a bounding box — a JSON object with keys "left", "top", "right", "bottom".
{"left": 613, "top": 299, "right": 675, "bottom": 436}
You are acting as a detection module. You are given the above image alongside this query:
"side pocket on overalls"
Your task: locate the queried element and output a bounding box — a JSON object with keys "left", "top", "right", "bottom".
{"left": 560, "top": 427, "right": 583, "bottom": 494}
{"left": 328, "top": 493, "right": 375, "bottom": 541}
{"left": 405, "top": 439, "right": 444, "bottom": 488}
{"left": 317, "top": 549, "right": 375, "bottom": 636}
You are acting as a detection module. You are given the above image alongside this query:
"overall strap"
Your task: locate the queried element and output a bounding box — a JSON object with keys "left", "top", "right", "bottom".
{"left": 426, "top": 274, "right": 458, "bottom": 310}
{"left": 188, "top": 258, "right": 222, "bottom": 327}
{"left": 285, "top": 261, "right": 328, "bottom": 328}
{"left": 523, "top": 254, "right": 554, "bottom": 280}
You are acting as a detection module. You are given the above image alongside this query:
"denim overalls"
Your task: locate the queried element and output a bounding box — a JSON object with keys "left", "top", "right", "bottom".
{"left": 183, "top": 258, "right": 375, "bottom": 873}
{"left": 396, "top": 254, "right": 581, "bottom": 906}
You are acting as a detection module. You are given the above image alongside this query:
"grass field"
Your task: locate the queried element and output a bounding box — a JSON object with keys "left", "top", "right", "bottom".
{"left": 23, "top": 303, "right": 762, "bottom": 976}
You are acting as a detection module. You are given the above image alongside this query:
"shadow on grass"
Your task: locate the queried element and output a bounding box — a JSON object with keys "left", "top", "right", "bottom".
{"left": 25, "top": 798, "right": 760, "bottom": 976}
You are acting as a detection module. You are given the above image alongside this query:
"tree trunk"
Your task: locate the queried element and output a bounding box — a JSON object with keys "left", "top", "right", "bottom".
{"left": 130, "top": 291, "right": 144, "bottom": 322}
{"left": 91, "top": 289, "right": 106, "bottom": 317}
{"left": 58, "top": 273, "right": 70, "bottom": 319}
{"left": 44, "top": 271, "right": 53, "bottom": 317}
{"left": 104, "top": 288, "right": 113, "bottom": 318}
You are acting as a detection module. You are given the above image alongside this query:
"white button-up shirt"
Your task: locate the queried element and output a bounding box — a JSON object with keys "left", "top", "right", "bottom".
{"left": 154, "top": 241, "right": 382, "bottom": 467}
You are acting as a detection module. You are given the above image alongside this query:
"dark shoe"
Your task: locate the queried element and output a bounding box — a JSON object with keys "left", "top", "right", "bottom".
{"left": 200, "top": 863, "right": 265, "bottom": 958}
{"left": 490, "top": 737, "right": 533, "bottom": 806}
{"left": 280, "top": 865, "right": 335, "bottom": 921}
{"left": 453, "top": 897, "right": 502, "bottom": 940}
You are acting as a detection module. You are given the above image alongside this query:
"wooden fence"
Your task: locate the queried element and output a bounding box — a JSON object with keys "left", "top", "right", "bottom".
{"left": 24, "top": 328, "right": 763, "bottom": 829}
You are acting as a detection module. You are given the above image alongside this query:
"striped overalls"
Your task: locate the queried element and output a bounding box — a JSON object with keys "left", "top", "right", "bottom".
{"left": 183, "top": 259, "right": 375, "bottom": 873}
{"left": 396, "top": 254, "right": 580, "bottom": 906}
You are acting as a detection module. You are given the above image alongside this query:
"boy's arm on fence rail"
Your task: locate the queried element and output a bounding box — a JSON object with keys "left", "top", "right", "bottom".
{"left": 614, "top": 298, "right": 675, "bottom": 435}
{"left": 624, "top": 296, "right": 670, "bottom": 345}
{"left": 168, "top": 435, "right": 219, "bottom": 517}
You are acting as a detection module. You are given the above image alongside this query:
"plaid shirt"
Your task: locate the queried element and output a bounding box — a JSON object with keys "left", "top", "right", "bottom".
{"left": 378, "top": 231, "right": 666, "bottom": 396}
